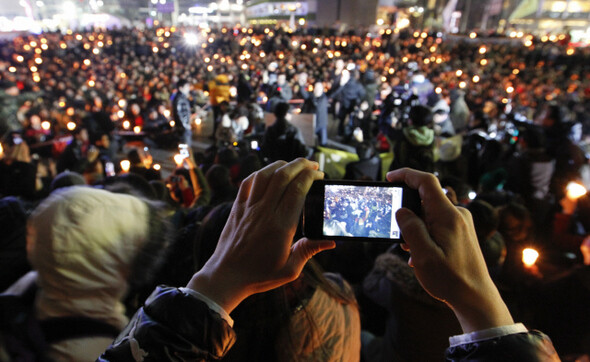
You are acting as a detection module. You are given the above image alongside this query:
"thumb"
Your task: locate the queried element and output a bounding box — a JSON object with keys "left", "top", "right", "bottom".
{"left": 396, "top": 208, "right": 437, "bottom": 258}
{"left": 284, "top": 238, "right": 336, "bottom": 279}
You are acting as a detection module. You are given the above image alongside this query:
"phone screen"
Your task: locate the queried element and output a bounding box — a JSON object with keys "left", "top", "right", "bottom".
{"left": 304, "top": 180, "right": 420, "bottom": 242}
{"left": 323, "top": 184, "right": 403, "bottom": 239}
{"left": 178, "top": 144, "right": 189, "bottom": 158}
{"left": 105, "top": 162, "right": 115, "bottom": 177}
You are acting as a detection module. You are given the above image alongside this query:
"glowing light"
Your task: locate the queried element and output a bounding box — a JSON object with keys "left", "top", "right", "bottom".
{"left": 92, "top": 48, "right": 100, "bottom": 55}
{"left": 133, "top": 126, "right": 141, "bottom": 134}
{"left": 376, "top": 18, "right": 384, "bottom": 25}
{"left": 388, "top": 68, "right": 395, "bottom": 74}
{"left": 506, "top": 86, "right": 514, "bottom": 94}
{"left": 163, "top": 109, "right": 171, "bottom": 118}
{"left": 152, "top": 46, "right": 159, "bottom": 53}
{"left": 480, "top": 59, "right": 488, "bottom": 66}
{"left": 30, "top": 66, "right": 37, "bottom": 72}
{"left": 173, "top": 154, "right": 184, "bottom": 166}
{"left": 16, "top": 55, "right": 24, "bottom": 62}
{"left": 566, "top": 48, "right": 574, "bottom": 56}
{"left": 83, "top": 59, "right": 91, "bottom": 66}
{"left": 522, "top": 248, "right": 539, "bottom": 267}
{"left": 207, "top": 65, "right": 213, "bottom": 72}
{"left": 153, "top": 163, "right": 161, "bottom": 171}
{"left": 459, "top": 81, "right": 467, "bottom": 88}
{"left": 117, "top": 110, "right": 125, "bottom": 119}
{"left": 513, "top": 69, "right": 520, "bottom": 75}
{"left": 472, "top": 75, "right": 480, "bottom": 83}
{"left": 34, "top": 58, "right": 42, "bottom": 64}
{"left": 524, "top": 39, "right": 533, "bottom": 47}
{"left": 184, "top": 32, "right": 199, "bottom": 46}
{"left": 298, "top": 18, "right": 306, "bottom": 26}
{"left": 566, "top": 182, "right": 587, "bottom": 199}
{"left": 468, "top": 191, "right": 477, "bottom": 200}
{"left": 120, "top": 72, "right": 126, "bottom": 78}
{"left": 469, "top": 32, "right": 477, "bottom": 39}
{"left": 169, "top": 120, "right": 175, "bottom": 127}
{"left": 122, "top": 120, "right": 130, "bottom": 129}
{"left": 194, "top": 118, "right": 201, "bottom": 125}
{"left": 66, "top": 121, "right": 76, "bottom": 131}
{"left": 479, "top": 46, "right": 486, "bottom": 54}
{"left": 88, "top": 80, "right": 95, "bottom": 87}
{"left": 120, "top": 160, "right": 130, "bottom": 172}
{"left": 41, "top": 121, "right": 51, "bottom": 130}
{"left": 41, "top": 44, "right": 48, "bottom": 50}
{"left": 118, "top": 99, "right": 126, "bottom": 108}
{"left": 229, "top": 86, "right": 237, "bottom": 98}
{"left": 8, "top": 66, "right": 16, "bottom": 73}
{"left": 32, "top": 74, "right": 41, "bottom": 82}
{"left": 402, "top": 56, "right": 408, "bottom": 63}
{"left": 435, "top": 87, "right": 442, "bottom": 94}
{"left": 429, "top": 46, "right": 436, "bottom": 52}
{"left": 455, "top": 70, "right": 463, "bottom": 77}
{"left": 502, "top": 98, "right": 509, "bottom": 104}
{"left": 424, "top": 58, "right": 430, "bottom": 64}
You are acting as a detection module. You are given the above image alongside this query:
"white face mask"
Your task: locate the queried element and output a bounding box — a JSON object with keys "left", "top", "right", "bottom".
{"left": 221, "top": 114, "right": 232, "bottom": 128}
{"left": 314, "top": 83, "right": 324, "bottom": 98}
{"left": 277, "top": 75, "right": 286, "bottom": 85}
{"left": 340, "top": 70, "right": 350, "bottom": 86}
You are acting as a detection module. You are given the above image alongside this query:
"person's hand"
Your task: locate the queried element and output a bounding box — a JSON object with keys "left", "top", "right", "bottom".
{"left": 187, "top": 158, "right": 335, "bottom": 313}
{"left": 387, "top": 168, "right": 514, "bottom": 333}
{"left": 87, "top": 146, "right": 99, "bottom": 163}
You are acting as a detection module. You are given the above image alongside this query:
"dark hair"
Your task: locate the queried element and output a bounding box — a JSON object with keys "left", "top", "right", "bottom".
{"left": 356, "top": 142, "right": 375, "bottom": 160}
{"left": 409, "top": 105, "right": 433, "bottom": 127}
{"left": 103, "top": 173, "right": 157, "bottom": 200}
{"left": 467, "top": 199, "right": 499, "bottom": 243}
{"left": 177, "top": 79, "right": 189, "bottom": 89}
{"left": 273, "top": 102, "right": 290, "bottom": 119}
{"left": 521, "top": 127, "right": 546, "bottom": 149}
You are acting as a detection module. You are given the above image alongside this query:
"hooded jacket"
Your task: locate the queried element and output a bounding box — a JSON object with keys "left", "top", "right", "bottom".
{"left": 27, "top": 187, "right": 160, "bottom": 362}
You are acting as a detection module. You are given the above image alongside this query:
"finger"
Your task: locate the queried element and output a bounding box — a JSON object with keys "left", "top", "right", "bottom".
{"left": 247, "top": 161, "right": 287, "bottom": 205}
{"left": 282, "top": 238, "right": 336, "bottom": 281}
{"left": 387, "top": 168, "right": 451, "bottom": 210}
{"left": 277, "top": 167, "right": 324, "bottom": 225}
{"left": 264, "top": 158, "right": 319, "bottom": 208}
{"left": 396, "top": 208, "right": 442, "bottom": 265}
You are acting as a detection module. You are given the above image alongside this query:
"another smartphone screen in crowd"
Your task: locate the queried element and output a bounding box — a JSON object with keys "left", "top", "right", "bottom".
{"left": 322, "top": 185, "right": 403, "bottom": 239}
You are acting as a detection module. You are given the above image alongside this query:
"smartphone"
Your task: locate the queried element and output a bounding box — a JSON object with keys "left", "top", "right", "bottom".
{"left": 178, "top": 144, "right": 189, "bottom": 159}
{"left": 105, "top": 162, "right": 115, "bottom": 177}
{"left": 303, "top": 180, "right": 421, "bottom": 242}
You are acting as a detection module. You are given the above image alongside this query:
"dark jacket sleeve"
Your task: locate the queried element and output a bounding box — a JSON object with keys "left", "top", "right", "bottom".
{"left": 445, "top": 330, "right": 560, "bottom": 361}
{"left": 98, "top": 286, "right": 236, "bottom": 362}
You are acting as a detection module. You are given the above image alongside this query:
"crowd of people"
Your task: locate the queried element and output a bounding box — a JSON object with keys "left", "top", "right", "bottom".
{"left": 324, "top": 185, "right": 398, "bottom": 239}
{"left": 0, "top": 22, "right": 589, "bottom": 361}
